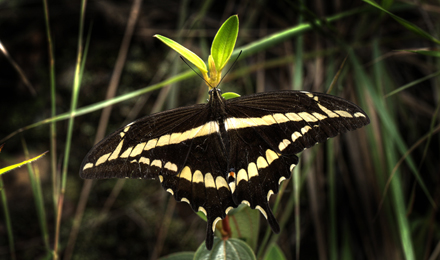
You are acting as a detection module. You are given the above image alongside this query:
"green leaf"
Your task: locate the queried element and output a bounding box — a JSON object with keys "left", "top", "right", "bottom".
{"left": 362, "top": 0, "right": 440, "bottom": 45}
{"left": 154, "top": 34, "right": 208, "bottom": 73}
{"left": 194, "top": 237, "right": 256, "bottom": 260}
{"left": 227, "top": 205, "right": 260, "bottom": 250}
{"left": 0, "top": 151, "right": 48, "bottom": 175}
{"left": 263, "top": 244, "right": 287, "bottom": 260}
{"left": 159, "top": 252, "right": 194, "bottom": 260}
{"left": 221, "top": 92, "right": 241, "bottom": 100}
{"left": 197, "top": 211, "right": 207, "bottom": 222}
{"left": 211, "top": 15, "right": 239, "bottom": 71}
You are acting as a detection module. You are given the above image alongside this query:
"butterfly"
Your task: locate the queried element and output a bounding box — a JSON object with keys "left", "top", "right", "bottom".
{"left": 80, "top": 87, "right": 370, "bottom": 249}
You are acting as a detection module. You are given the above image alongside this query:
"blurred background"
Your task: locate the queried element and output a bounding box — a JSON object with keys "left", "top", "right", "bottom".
{"left": 1, "top": 0, "right": 440, "bottom": 259}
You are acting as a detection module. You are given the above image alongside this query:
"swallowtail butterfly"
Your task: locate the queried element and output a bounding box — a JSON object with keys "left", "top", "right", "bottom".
{"left": 80, "top": 87, "right": 370, "bottom": 249}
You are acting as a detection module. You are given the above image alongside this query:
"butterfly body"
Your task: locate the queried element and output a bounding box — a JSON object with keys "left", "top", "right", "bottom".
{"left": 80, "top": 88, "right": 370, "bottom": 249}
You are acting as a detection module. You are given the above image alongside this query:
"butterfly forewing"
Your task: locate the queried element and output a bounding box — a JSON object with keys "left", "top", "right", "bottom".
{"left": 80, "top": 89, "right": 370, "bottom": 250}
{"left": 80, "top": 103, "right": 206, "bottom": 179}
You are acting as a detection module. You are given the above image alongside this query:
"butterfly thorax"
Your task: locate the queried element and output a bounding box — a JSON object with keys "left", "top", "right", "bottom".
{"left": 207, "top": 88, "right": 227, "bottom": 120}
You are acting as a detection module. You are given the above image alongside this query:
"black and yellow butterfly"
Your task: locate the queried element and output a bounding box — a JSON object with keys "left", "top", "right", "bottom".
{"left": 80, "top": 88, "right": 370, "bottom": 249}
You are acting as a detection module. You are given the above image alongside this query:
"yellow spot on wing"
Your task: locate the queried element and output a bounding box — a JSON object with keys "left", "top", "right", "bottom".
{"left": 96, "top": 153, "right": 111, "bottom": 166}
{"left": 318, "top": 103, "right": 339, "bottom": 118}
{"left": 204, "top": 173, "right": 215, "bottom": 188}
{"left": 278, "top": 139, "right": 291, "bottom": 151}
{"left": 278, "top": 176, "right": 287, "bottom": 185}
{"left": 267, "top": 190, "right": 274, "bottom": 201}
{"left": 291, "top": 131, "right": 302, "bottom": 141}
{"left": 130, "top": 142, "right": 146, "bottom": 157}
{"left": 157, "top": 134, "right": 171, "bottom": 147}
{"left": 170, "top": 132, "right": 181, "bottom": 144}
{"left": 193, "top": 170, "right": 203, "bottom": 183}
{"left": 266, "top": 149, "right": 279, "bottom": 165}
{"left": 256, "top": 206, "right": 267, "bottom": 219}
{"left": 83, "top": 163, "right": 94, "bottom": 170}
{"left": 298, "top": 112, "right": 318, "bottom": 122}
{"left": 256, "top": 156, "right": 269, "bottom": 169}
{"left": 241, "top": 200, "right": 250, "bottom": 206}
{"left": 139, "top": 157, "right": 150, "bottom": 164}
{"left": 237, "top": 169, "right": 248, "bottom": 184}
{"left": 144, "top": 139, "right": 158, "bottom": 151}
{"left": 158, "top": 175, "right": 163, "bottom": 182}
{"left": 335, "top": 110, "right": 353, "bottom": 118}
{"left": 124, "top": 126, "right": 131, "bottom": 132}
{"left": 180, "top": 166, "right": 192, "bottom": 181}
{"left": 273, "top": 113, "right": 290, "bottom": 123}
{"left": 120, "top": 147, "right": 133, "bottom": 158}
{"left": 164, "top": 162, "right": 177, "bottom": 172}
{"left": 212, "top": 217, "right": 221, "bottom": 232}
{"left": 215, "top": 176, "right": 229, "bottom": 190}
{"left": 225, "top": 206, "right": 234, "bottom": 214}
{"left": 290, "top": 164, "right": 296, "bottom": 171}
{"left": 285, "top": 112, "right": 302, "bottom": 122}
{"left": 151, "top": 160, "right": 162, "bottom": 168}
{"left": 166, "top": 188, "right": 174, "bottom": 195}
{"left": 248, "top": 162, "right": 259, "bottom": 179}
{"left": 301, "top": 126, "right": 312, "bottom": 134}
{"left": 354, "top": 112, "right": 366, "bottom": 118}
{"left": 198, "top": 206, "right": 207, "bottom": 216}
{"left": 312, "top": 112, "right": 327, "bottom": 120}
{"left": 109, "top": 140, "right": 124, "bottom": 160}
{"left": 229, "top": 182, "right": 236, "bottom": 193}
{"left": 181, "top": 197, "right": 190, "bottom": 204}
{"left": 261, "top": 114, "right": 276, "bottom": 125}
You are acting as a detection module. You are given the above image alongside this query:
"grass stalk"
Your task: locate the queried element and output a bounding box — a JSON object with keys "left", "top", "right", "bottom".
{"left": 21, "top": 138, "right": 51, "bottom": 256}
{"left": 42, "top": 0, "right": 58, "bottom": 216}
{"left": 0, "top": 177, "right": 16, "bottom": 260}
{"left": 57, "top": 1, "right": 88, "bottom": 259}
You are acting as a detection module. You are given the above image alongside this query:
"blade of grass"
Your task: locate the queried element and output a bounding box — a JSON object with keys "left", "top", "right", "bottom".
{"left": 384, "top": 70, "right": 440, "bottom": 98}
{"left": 362, "top": 0, "right": 440, "bottom": 45}
{"left": 42, "top": 0, "right": 59, "bottom": 219}
{"left": 293, "top": 158, "right": 300, "bottom": 260}
{"left": 0, "top": 177, "right": 16, "bottom": 260}
{"left": 293, "top": 4, "right": 304, "bottom": 259}
{"left": 21, "top": 138, "right": 51, "bottom": 256}
{"left": 57, "top": 1, "right": 88, "bottom": 259}
{"left": 0, "top": 40, "right": 36, "bottom": 96}
{"left": 292, "top": 1, "right": 304, "bottom": 91}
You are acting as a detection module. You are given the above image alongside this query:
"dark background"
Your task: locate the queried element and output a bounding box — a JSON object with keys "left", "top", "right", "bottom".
{"left": 1, "top": 0, "right": 440, "bottom": 259}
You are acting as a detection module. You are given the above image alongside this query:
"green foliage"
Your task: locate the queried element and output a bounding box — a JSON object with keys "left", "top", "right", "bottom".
{"left": 153, "top": 34, "right": 208, "bottom": 74}
{"left": 155, "top": 15, "right": 239, "bottom": 88}
{"left": 194, "top": 238, "right": 256, "bottom": 260}
{"left": 211, "top": 15, "right": 239, "bottom": 72}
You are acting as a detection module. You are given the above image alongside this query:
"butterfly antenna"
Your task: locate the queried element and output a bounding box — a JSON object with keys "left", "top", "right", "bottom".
{"left": 180, "top": 56, "right": 213, "bottom": 89}
{"left": 217, "top": 50, "right": 242, "bottom": 87}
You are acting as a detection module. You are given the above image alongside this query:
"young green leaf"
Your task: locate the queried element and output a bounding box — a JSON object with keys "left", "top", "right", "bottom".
{"left": 221, "top": 92, "right": 241, "bottom": 100}
{"left": 211, "top": 15, "right": 239, "bottom": 71}
{"left": 154, "top": 34, "right": 208, "bottom": 73}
